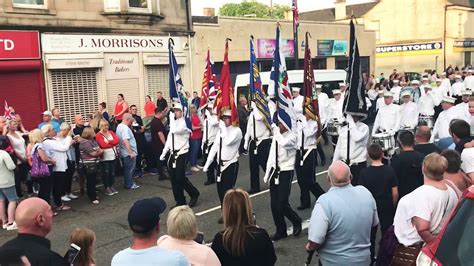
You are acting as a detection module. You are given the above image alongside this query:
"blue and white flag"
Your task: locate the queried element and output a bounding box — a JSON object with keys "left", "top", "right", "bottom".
{"left": 250, "top": 37, "right": 272, "bottom": 130}
{"left": 269, "top": 26, "right": 293, "bottom": 131}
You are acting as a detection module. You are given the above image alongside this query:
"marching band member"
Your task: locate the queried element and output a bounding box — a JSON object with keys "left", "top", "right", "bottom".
{"left": 391, "top": 80, "right": 402, "bottom": 104}
{"left": 160, "top": 103, "right": 200, "bottom": 208}
{"left": 244, "top": 102, "right": 272, "bottom": 194}
{"left": 332, "top": 115, "right": 370, "bottom": 185}
{"left": 327, "top": 89, "right": 345, "bottom": 145}
{"left": 295, "top": 107, "right": 325, "bottom": 211}
{"left": 372, "top": 91, "right": 401, "bottom": 135}
{"left": 410, "top": 80, "right": 423, "bottom": 102}
{"left": 440, "top": 72, "right": 452, "bottom": 92}
{"left": 315, "top": 84, "right": 328, "bottom": 163}
{"left": 292, "top": 87, "right": 304, "bottom": 116}
{"left": 420, "top": 77, "right": 430, "bottom": 92}
{"left": 376, "top": 89, "right": 386, "bottom": 111}
{"left": 464, "top": 69, "right": 474, "bottom": 90}
{"left": 201, "top": 101, "right": 219, "bottom": 186}
{"left": 453, "top": 90, "right": 472, "bottom": 122}
{"left": 399, "top": 91, "right": 419, "bottom": 129}
{"left": 430, "top": 96, "right": 460, "bottom": 149}
{"left": 263, "top": 113, "right": 302, "bottom": 242}
{"left": 203, "top": 109, "right": 242, "bottom": 223}
{"left": 451, "top": 75, "right": 465, "bottom": 98}
{"left": 418, "top": 85, "right": 438, "bottom": 116}
{"left": 339, "top": 82, "right": 347, "bottom": 99}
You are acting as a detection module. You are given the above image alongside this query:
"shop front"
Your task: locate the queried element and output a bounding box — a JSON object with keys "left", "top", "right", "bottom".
{"left": 41, "top": 34, "right": 188, "bottom": 123}
{"left": 0, "top": 30, "right": 46, "bottom": 129}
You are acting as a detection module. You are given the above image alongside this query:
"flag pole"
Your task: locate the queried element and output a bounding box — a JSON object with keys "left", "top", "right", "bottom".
{"left": 250, "top": 35, "right": 258, "bottom": 155}
{"left": 169, "top": 38, "right": 177, "bottom": 168}
{"left": 293, "top": 1, "right": 299, "bottom": 70}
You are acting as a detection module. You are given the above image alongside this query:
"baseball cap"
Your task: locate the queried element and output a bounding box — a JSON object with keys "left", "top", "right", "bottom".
{"left": 128, "top": 197, "right": 167, "bottom": 234}
{"left": 42, "top": 111, "right": 53, "bottom": 116}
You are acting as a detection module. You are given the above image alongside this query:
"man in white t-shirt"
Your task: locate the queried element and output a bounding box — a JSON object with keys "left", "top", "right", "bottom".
{"left": 393, "top": 153, "right": 457, "bottom": 247}
{"left": 111, "top": 197, "right": 189, "bottom": 266}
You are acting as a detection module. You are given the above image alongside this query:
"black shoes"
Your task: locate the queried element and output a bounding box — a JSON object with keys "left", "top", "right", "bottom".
{"left": 293, "top": 223, "right": 302, "bottom": 237}
{"left": 270, "top": 233, "right": 288, "bottom": 242}
{"left": 297, "top": 205, "right": 310, "bottom": 211}
{"left": 204, "top": 180, "right": 215, "bottom": 186}
{"left": 188, "top": 195, "right": 199, "bottom": 207}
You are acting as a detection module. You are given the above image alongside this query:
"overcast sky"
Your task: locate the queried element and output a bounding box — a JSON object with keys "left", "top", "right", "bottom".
{"left": 191, "top": 0, "right": 375, "bottom": 15}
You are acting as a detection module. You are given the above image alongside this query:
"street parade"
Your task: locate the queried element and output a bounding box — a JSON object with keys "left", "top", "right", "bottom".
{"left": 0, "top": 0, "right": 473, "bottom": 265}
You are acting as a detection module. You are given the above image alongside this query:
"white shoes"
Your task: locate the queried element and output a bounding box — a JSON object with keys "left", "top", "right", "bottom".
{"left": 61, "top": 196, "right": 71, "bottom": 202}
{"left": 67, "top": 193, "right": 78, "bottom": 199}
{"left": 3, "top": 222, "right": 17, "bottom": 231}
{"left": 191, "top": 166, "right": 200, "bottom": 172}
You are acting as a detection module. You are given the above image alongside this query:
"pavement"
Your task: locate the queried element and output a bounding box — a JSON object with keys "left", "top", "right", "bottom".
{"left": 0, "top": 144, "right": 336, "bottom": 265}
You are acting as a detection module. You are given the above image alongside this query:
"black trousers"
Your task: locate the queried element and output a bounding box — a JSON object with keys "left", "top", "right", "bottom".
{"left": 168, "top": 153, "right": 200, "bottom": 205}
{"left": 203, "top": 143, "right": 217, "bottom": 183}
{"left": 350, "top": 161, "right": 367, "bottom": 185}
{"left": 217, "top": 162, "right": 239, "bottom": 205}
{"left": 85, "top": 170, "right": 98, "bottom": 202}
{"left": 51, "top": 172, "right": 65, "bottom": 206}
{"left": 270, "top": 171, "right": 302, "bottom": 236}
{"left": 64, "top": 160, "right": 75, "bottom": 195}
{"left": 249, "top": 139, "right": 271, "bottom": 192}
{"left": 295, "top": 150, "right": 325, "bottom": 207}
{"left": 37, "top": 175, "right": 52, "bottom": 204}
{"left": 316, "top": 142, "right": 326, "bottom": 165}
{"left": 14, "top": 163, "right": 32, "bottom": 196}
{"left": 377, "top": 200, "right": 395, "bottom": 236}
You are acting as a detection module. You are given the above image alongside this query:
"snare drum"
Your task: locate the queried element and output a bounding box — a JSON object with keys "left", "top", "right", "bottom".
{"left": 372, "top": 133, "right": 394, "bottom": 151}
{"left": 418, "top": 115, "right": 434, "bottom": 129}
{"left": 327, "top": 119, "right": 342, "bottom": 136}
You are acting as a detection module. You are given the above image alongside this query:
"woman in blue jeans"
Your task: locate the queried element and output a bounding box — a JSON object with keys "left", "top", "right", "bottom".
{"left": 189, "top": 105, "right": 203, "bottom": 172}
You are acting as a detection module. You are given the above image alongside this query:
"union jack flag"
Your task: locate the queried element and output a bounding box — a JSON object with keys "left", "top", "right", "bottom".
{"left": 3, "top": 101, "right": 13, "bottom": 120}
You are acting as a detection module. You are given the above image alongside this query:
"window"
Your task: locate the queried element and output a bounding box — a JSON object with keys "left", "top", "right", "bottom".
{"left": 465, "top": 52, "right": 472, "bottom": 66}
{"left": 128, "top": 0, "right": 151, "bottom": 13}
{"left": 13, "top": 0, "right": 47, "bottom": 9}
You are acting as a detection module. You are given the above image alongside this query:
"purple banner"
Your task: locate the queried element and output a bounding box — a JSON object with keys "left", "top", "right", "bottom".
{"left": 256, "top": 39, "right": 295, "bottom": 59}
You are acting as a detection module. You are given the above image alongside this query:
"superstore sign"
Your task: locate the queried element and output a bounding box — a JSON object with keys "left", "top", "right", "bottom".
{"left": 376, "top": 42, "right": 442, "bottom": 57}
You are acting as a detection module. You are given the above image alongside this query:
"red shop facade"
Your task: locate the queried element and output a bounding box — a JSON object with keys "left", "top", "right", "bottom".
{"left": 0, "top": 30, "right": 46, "bottom": 129}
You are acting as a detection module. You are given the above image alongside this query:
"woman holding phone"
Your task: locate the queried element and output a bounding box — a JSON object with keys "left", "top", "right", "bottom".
{"left": 69, "top": 228, "right": 96, "bottom": 266}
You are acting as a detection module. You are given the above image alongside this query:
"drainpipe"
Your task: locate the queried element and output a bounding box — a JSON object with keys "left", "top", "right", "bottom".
{"left": 443, "top": 4, "right": 449, "bottom": 71}
{"left": 184, "top": 0, "right": 194, "bottom": 93}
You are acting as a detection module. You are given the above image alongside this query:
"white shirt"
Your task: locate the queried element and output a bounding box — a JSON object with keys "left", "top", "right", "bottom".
{"left": 318, "top": 92, "right": 329, "bottom": 125}
{"left": 264, "top": 128, "right": 297, "bottom": 181}
{"left": 201, "top": 111, "right": 219, "bottom": 149}
{"left": 43, "top": 136, "right": 72, "bottom": 172}
{"left": 367, "top": 89, "right": 378, "bottom": 101}
{"left": 328, "top": 98, "right": 344, "bottom": 121}
{"left": 376, "top": 97, "right": 385, "bottom": 111}
{"left": 431, "top": 106, "right": 469, "bottom": 141}
{"left": 432, "top": 86, "right": 447, "bottom": 105}
{"left": 373, "top": 103, "right": 401, "bottom": 134}
{"left": 0, "top": 150, "right": 16, "bottom": 189}
{"left": 391, "top": 86, "right": 402, "bottom": 103}
{"left": 162, "top": 114, "right": 191, "bottom": 156}
{"left": 451, "top": 81, "right": 464, "bottom": 96}
{"left": 244, "top": 109, "right": 272, "bottom": 147}
{"left": 394, "top": 185, "right": 457, "bottom": 246}
{"left": 399, "top": 101, "right": 419, "bottom": 129}
{"left": 452, "top": 101, "right": 471, "bottom": 122}
{"left": 418, "top": 92, "right": 437, "bottom": 116}
{"left": 464, "top": 75, "right": 474, "bottom": 90}
{"left": 461, "top": 147, "right": 474, "bottom": 174}
{"left": 7, "top": 132, "right": 26, "bottom": 162}
{"left": 440, "top": 78, "right": 452, "bottom": 94}
{"left": 204, "top": 124, "right": 242, "bottom": 172}
{"left": 333, "top": 117, "right": 369, "bottom": 164}
{"left": 97, "top": 132, "right": 116, "bottom": 161}
{"left": 292, "top": 95, "right": 304, "bottom": 116}
{"left": 296, "top": 116, "right": 318, "bottom": 150}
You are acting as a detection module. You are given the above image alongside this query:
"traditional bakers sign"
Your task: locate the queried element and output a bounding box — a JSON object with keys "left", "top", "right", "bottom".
{"left": 376, "top": 42, "right": 443, "bottom": 57}
{"left": 104, "top": 53, "right": 140, "bottom": 80}
{"left": 41, "top": 34, "right": 181, "bottom": 53}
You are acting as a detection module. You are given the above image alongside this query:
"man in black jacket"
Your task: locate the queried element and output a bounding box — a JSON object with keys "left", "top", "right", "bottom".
{"left": 0, "top": 198, "right": 66, "bottom": 266}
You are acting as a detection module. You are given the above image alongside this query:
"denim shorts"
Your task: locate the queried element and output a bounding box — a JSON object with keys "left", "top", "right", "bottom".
{"left": 0, "top": 186, "right": 19, "bottom": 201}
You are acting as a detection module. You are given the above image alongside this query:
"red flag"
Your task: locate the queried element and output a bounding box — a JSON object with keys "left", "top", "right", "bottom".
{"left": 215, "top": 39, "right": 239, "bottom": 127}
{"left": 303, "top": 32, "right": 322, "bottom": 139}
{"left": 200, "top": 50, "right": 211, "bottom": 109}
{"left": 292, "top": 0, "right": 299, "bottom": 34}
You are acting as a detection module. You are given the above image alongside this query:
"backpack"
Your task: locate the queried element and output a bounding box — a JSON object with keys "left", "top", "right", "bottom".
{"left": 30, "top": 146, "right": 50, "bottom": 178}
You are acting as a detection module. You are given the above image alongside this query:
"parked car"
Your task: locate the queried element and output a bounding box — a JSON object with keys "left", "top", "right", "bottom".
{"left": 416, "top": 185, "right": 474, "bottom": 266}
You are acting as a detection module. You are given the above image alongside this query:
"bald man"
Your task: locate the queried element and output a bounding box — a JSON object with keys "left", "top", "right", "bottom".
{"left": 306, "top": 161, "right": 379, "bottom": 266}
{"left": 0, "top": 198, "right": 65, "bottom": 266}
{"left": 414, "top": 125, "right": 441, "bottom": 156}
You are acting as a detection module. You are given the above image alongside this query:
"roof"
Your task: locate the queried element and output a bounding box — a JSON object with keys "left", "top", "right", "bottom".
{"left": 449, "top": 0, "right": 474, "bottom": 7}
{"left": 300, "top": 1, "right": 379, "bottom": 22}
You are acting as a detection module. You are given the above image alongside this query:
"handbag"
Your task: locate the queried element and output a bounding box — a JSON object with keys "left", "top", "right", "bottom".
{"left": 80, "top": 159, "right": 99, "bottom": 175}
{"left": 30, "top": 146, "right": 50, "bottom": 178}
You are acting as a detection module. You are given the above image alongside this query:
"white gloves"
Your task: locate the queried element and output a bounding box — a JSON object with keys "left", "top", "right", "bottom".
{"left": 159, "top": 152, "right": 167, "bottom": 161}
{"left": 272, "top": 124, "right": 280, "bottom": 135}
{"left": 202, "top": 164, "right": 209, "bottom": 173}
{"left": 243, "top": 141, "right": 248, "bottom": 151}
{"left": 263, "top": 170, "right": 270, "bottom": 183}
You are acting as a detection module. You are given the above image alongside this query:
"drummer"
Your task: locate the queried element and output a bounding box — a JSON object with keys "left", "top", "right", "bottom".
{"left": 372, "top": 91, "right": 401, "bottom": 136}
{"left": 332, "top": 115, "right": 369, "bottom": 185}
{"left": 376, "top": 89, "right": 386, "bottom": 111}
{"left": 453, "top": 89, "right": 472, "bottom": 122}
{"left": 418, "top": 85, "right": 437, "bottom": 117}
{"left": 399, "top": 90, "right": 419, "bottom": 130}
{"left": 430, "top": 95, "right": 458, "bottom": 149}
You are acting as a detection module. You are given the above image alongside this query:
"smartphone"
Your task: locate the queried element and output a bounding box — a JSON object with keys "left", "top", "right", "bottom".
{"left": 252, "top": 212, "right": 257, "bottom": 225}
{"left": 64, "top": 243, "right": 81, "bottom": 264}
{"left": 194, "top": 231, "right": 205, "bottom": 244}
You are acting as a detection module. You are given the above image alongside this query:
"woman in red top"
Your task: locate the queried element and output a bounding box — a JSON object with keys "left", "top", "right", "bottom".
{"left": 189, "top": 104, "right": 203, "bottom": 172}
{"left": 113, "top": 94, "right": 129, "bottom": 123}
{"left": 95, "top": 120, "right": 120, "bottom": 196}
{"left": 144, "top": 95, "right": 157, "bottom": 117}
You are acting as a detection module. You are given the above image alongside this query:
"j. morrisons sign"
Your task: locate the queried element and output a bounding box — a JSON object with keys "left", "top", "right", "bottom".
{"left": 41, "top": 34, "right": 181, "bottom": 53}
{"left": 376, "top": 42, "right": 443, "bottom": 54}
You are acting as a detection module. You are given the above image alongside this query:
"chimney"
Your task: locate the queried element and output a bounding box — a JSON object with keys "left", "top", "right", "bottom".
{"left": 203, "top": 7, "right": 215, "bottom": 17}
{"left": 334, "top": 0, "right": 347, "bottom": 21}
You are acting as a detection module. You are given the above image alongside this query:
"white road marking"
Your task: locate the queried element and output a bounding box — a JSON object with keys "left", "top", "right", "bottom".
{"left": 196, "top": 170, "right": 329, "bottom": 217}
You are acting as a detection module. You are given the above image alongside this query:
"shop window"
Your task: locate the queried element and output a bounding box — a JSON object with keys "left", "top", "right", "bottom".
{"left": 104, "top": 0, "right": 157, "bottom": 14}
{"left": 465, "top": 52, "right": 472, "bottom": 66}
{"left": 146, "top": 65, "right": 170, "bottom": 102}
{"left": 12, "top": 0, "right": 47, "bottom": 9}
